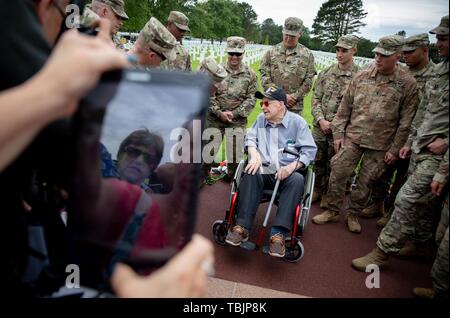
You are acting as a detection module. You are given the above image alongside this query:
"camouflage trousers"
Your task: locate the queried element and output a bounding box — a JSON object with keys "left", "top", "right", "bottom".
{"left": 204, "top": 116, "right": 246, "bottom": 178}
{"left": 432, "top": 193, "right": 448, "bottom": 296}
{"left": 368, "top": 157, "right": 410, "bottom": 213}
{"left": 327, "top": 139, "right": 388, "bottom": 215}
{"left": 312, "top": 125, "right": 335, "bottom": 195}
{"left": 377, "top": 152, "right": 444, "bottom": 253}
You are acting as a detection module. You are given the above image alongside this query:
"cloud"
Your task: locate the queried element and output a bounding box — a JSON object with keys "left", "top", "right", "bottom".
{"left": 241, "top": 0, "right": 448, "bottom": 41}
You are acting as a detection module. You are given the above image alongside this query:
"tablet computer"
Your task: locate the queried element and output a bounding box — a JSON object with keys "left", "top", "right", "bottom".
{"left": 71, "top": 68, "right": 211, "bottom": 287}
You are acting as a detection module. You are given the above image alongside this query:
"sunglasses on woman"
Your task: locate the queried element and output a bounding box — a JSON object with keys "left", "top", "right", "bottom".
{"left": 228, "top": 52, "right": 243, "bottom": 57}
{"left": 124, "top": 145, "right": 158, "bottom": 165}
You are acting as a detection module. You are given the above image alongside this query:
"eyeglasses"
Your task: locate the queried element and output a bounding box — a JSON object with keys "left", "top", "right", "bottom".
{"left": 124, "top": 146, "right": 159, "bottom": 165}
{"left": 261, "top": 100, "right": 278, "bottom": 107}
{"left": 151, "top": 49, "right": 167, "bottom": 62}
{"left": 228, "top": 52, "right": 243, "bottom": 57}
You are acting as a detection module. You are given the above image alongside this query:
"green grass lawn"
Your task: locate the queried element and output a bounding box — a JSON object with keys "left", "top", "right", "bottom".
{"left": 192, "top": 60, "right": 316, "bottom": 162}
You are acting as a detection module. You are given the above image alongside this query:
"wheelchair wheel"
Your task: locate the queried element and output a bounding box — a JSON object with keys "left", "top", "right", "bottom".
{"left": 283, "top": 237, "right": 304, "bottom": 263}
{"left": 212, "top": 220, "right": 228, "bottom": 245}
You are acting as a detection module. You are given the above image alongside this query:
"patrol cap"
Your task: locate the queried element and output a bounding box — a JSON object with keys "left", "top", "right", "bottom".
{"left": 430, "top": 15, "right": 449, "bottom": 35}
{"left": 168, "top": 11, "right": 190, "bottom": 32}
{"left": 97, "top": 0, "right": 128, "bottom": 20}
{"left": 283, "top": 17, "right": 303, "bottom": 36}
{"left": 372, "top": 35, "right": 404, "bottom": 56}
{"left": 139, "top": 17, "right": 177, "bottom": 61}
{"left": 402, "top": 33, "right": 430, "bottom": 51}
{"left": 200, "top": 57, "right": 227, "bottom": 83}
{"left": 335, "top": 35, "right": 359, "bottom": 49}
{"left": 255, "top": 85, "right": 287, "bottom": 106}
{"left": 226, "top": 36, "right": 246, "bottom": 53}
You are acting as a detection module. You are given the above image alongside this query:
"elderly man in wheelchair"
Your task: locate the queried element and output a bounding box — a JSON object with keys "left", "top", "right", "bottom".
{"left": 219, "top": 85, "right": 317, "bottom": 259}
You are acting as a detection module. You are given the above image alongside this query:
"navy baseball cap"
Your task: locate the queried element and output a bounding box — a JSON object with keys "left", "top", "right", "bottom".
{"left": 255, "top": 86, "right": 287, "bottom": 106}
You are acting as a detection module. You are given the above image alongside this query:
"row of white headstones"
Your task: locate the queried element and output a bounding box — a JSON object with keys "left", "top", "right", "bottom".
{"left": 117, "top": 33, "right": 374, "bottom": 71}
{"left": 184, "top": 40, "right": 374, "bottom": 71}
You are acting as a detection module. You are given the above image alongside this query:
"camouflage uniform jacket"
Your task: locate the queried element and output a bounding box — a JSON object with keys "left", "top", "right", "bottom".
{"left": 402, "top": 61, "right": 435, "bottom": 147}
{"left": 160, "top": 43, "right": 191, "bottom": 71}
{"left": 312, "top": 62, "right": 360, "bottom": 126}
{"left": 434, "top": 149, "right": 449, "bottom": 184}
{"left": 411, "top": 60, "right": 436, "bottom": 97}
{"left": 260, "top": 42, "right": 316, "bottom": 113}
{"left": 411, "top": 61, "right": 449, "bottom": 154}
{"left": 209, "top": 63, "right": 257, "bottom": 124}
{"left": 332, "top": 64, "right": 419, "bottom": 155}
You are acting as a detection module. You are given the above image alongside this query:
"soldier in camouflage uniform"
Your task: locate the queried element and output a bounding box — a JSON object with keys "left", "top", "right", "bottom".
{"left": 260, "top": 17, "right": 316, "bottom": 116}
{"left": 160, "top": 11, "right": 192, "bottom": 71}
{"left": 128, "top": 17, "right": 176, "bottom": 68}
{"left": 363, "top": 33, "right": 436, "bottom": 224}
{"left": 206, "top": 37, "right": 258, "bottom": 179}
{"left": 352, "top": 16, "right": 449, "bottom": 272}
{"left": 311, "top": 35, "right": 360, "bottom": 207}
{"left": 88, "top": 0, "right": 128, "bottom": 38}
{"left": 414, "top": 149, "right": 449, "bottom": 298}
{"left": 199, "top": 57, "right": 227, "bottom": 178}
{"left": 312, "top": 36, "right": 419, "bottom": 234}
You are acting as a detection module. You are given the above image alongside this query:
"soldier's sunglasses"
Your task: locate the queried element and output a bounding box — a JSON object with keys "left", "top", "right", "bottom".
{"left": 228, "top": 52, "right": 243, "bottom": 57}
{"left": 124, "top": 146, "right": 158, "bottom": 165}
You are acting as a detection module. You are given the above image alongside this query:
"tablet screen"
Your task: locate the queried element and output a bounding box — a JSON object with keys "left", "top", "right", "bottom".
{"left": 72, "top": 69, "right": 211, "bottom": 285}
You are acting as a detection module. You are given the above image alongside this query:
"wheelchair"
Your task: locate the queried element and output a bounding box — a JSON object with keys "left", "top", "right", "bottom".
{"left": 212, "top": 147, "right": 315, "bottom": 262}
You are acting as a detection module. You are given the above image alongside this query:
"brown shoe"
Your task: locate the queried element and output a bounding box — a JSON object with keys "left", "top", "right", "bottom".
{"left": 376, "top": 211, "right": 392, "bottom": 228}
{"left": 269, "top": 233, "right": 285, "bottom": 258}
{"left": 225, "top": 224, "right": 249, "bottom": 246}
{"left": 352, "top": 247, "right": 389, "bottom": 272}
{"left": 346, "top": 213, "right": 361, "bottom": 233}
{"left": 413, "top": 287, "right": 435, "bottom": 299}
{"left": 311, "top": 191, "right": 322, "bottom": 204}
{"left": 312, "top": 210, "right": 339, "bottom": 225}
{"left": 360, "top": 201, "right": 384, "bottom": 219}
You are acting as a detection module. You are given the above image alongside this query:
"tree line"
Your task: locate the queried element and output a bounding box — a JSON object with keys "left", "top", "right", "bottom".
{"left": 111, "top": 0, "right": 440, "bottom": 61}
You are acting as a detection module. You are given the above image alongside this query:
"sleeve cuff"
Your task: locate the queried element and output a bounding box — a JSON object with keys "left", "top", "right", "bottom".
{"left": 433, "top": 173, "right": 447, "bottom": 184}
{"left": 333, "top": 132, "right": 344, "bottom": 140}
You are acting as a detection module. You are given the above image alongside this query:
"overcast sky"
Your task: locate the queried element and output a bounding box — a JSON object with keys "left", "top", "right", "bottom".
{"left": 241, "top": 0, "right": 448, "bottom": 42}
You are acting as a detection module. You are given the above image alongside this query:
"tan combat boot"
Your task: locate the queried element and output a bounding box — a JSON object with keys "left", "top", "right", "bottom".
{"left": 312, "top": 210, "right": 339, "bottom": 225}
{"left": 352, "top": 247, "right": 389, "bottom": 272}
{"left": 346, "top": 213, "right": 361, "bottom": 233}
{"left": 360, "top": 201, "right": 384, "bottom": 219}
{"left": 412, "top": 287, "right": 435, "bottom": 299}
{"left": 312, "top": 191, "right": 322, "bottom": 204}
{"left": 376, "top": 212, "right": 392, "bottom": 228}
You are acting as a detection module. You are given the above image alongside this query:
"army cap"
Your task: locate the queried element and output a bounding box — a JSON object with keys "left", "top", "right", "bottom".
{"left": 97, "top": 0, "right": 128, "bottom": 20}
{"left": 255, "top": 85, "right": 287, "bottom": 106}
{"left": 168, "top": 11, "right": 190, "bottom": 32}
{"left": 200, "top": 57, "right": 227, "bottom": 83}
{"left": 430, "top": 15, "right": 449, "bottom": 35}
{"left": 283, "top": 17, "right": 303, "bottom": 36}
{"left": 372, "top": 35, "right": 404, "bottom": 56}
{"left": 140, "top": 17, "right": 177, "bottom": 61}
{"left": 402, "top": 33, "right": 430, "bottom": 51}
{"left": 335, "top": 35, "right": 359, "bottom": 49}
{"left": 226, "top": 36, "right": 246, "bottom": 53}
